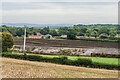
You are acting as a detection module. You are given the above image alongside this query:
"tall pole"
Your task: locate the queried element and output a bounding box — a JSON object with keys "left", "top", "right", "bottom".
{"left": 23, "top": 25, "right": 27, "bottom": 56}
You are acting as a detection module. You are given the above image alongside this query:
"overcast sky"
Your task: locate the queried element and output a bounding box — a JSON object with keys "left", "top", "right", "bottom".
{"left": 1, "top": 0, "right": 119, "bottom": 24}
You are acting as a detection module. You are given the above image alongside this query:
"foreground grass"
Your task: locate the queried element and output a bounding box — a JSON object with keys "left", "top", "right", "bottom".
{"left": 11, "top": 52, "right": 119, "bottom": 65}
{"left": 2, "top": 57, "right": 118, "bottom": 78}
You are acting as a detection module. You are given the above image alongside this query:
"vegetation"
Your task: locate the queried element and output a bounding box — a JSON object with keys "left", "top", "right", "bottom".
{"left": 91, "top": 53, "right": 120, "bottom": 58}
{"left": 1, "top": 24, "right": 119, "bottom": 70}
{"left": 1, "top": 24, "right": 120, "bottom": 41}
{"left": 2, "top": 52, "right": 119, "bottom": 70}
{"left": 2, "top": 32, "right": 14, "bottom": 52}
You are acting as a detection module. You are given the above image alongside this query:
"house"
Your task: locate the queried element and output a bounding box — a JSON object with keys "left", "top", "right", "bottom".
{"left": 28, "top": 35, "right": 43, "bottom": 39}
{"left": 28, "top": 33, "right": 52, "bottom": 39}
{"left": 43, "top": 34, "right": 52, "bottom": 39}
{"left": 60, "top": 35, "right": 67, "bottom": 38}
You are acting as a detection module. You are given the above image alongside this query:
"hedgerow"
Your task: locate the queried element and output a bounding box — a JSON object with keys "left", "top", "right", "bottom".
{"left": 2, "top": 52, "right": 120, "bottom": 70}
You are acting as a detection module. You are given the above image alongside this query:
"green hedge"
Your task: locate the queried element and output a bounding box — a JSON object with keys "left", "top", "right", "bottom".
{"left": 2, "top": 52, "right": 120, "bottom": 70}
{"left": 91, "top": 53, "right": 120, "bottom": 58}
{"left": 75, "top": 38, "right": 120, "bottom": 43}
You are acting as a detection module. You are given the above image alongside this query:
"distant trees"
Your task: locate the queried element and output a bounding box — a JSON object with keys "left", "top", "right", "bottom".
{"left": 92, "top": 31, "right": 98, "bottom": 38}
{"left": 1, "top": 24, "right": 119, "bottom": 40}
{"left": 98, "top": 27, "right": 110, "bottom": 35}
{"left": 58, "top": 27, "right": 69, "bottom": 35}
{"left": 86, "top": 29, "right": 92, "bottom": 37}
{"left": 49, "top": 30, "right": 59, "bottom": 36}
{"left": 99, "top": 33, "right": 109, "bottom": 39}
{"left": 67, "top": 28, "right": 76, "bottom": 40}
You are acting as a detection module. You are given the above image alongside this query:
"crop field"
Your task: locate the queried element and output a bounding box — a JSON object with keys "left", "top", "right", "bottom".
{"left": 14, "top": 38, "right": 119, "bottom": 48}
{"left": 2, "top": 57, "right": 118, "bottom": 78}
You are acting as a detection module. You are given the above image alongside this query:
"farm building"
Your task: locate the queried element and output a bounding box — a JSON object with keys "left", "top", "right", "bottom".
{"left": 28, "top": 33, "right": 53, "bottom": 39}
{"left": 60, "top": 35, "right": 67, "bottom": 38}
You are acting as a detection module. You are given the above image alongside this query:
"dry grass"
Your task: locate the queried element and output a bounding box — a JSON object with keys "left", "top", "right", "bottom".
{"left": 1, "top": 57, "right": 118, "bottom": 78}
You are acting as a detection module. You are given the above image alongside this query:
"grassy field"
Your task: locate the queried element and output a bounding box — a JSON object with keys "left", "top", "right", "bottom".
{"left": 12, "top": 52, "right": 119, "bottom": 65}
{"left": 2, "top": 57, "right": 118, "bottom": 78}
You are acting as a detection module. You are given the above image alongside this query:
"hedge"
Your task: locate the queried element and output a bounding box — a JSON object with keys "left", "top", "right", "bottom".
{"left": 76, "top": 38, "right": 120, "bottom": 43}
{"left": 2, "top": 52, "right": 120, "bottom": 70}
{"left": 91, "top": 53, "right": 120, "bottom": 58}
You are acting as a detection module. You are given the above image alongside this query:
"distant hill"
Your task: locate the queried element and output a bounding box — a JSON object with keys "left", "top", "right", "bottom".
{"left": 1, "top": 23, "right": 74, "bottom": 29}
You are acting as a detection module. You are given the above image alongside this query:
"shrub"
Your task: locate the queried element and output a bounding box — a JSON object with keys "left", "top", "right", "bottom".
{"left": 107, "top": 55, "right": 113, "bottom": 58}
{"left": 59, "top": 56, "right": 68, "bottom": 60}
{"left": 31, "top": 47, "right": 36, "bottom": 51}
{"left": 92, "top": 62, "right": 119, "bottom": 70}
{"left": 14, "top": 46, "right": 21, "bottom": 49}
{"left": 58, "top": 49, "right": 71, "bottom": 55}
{"left": 99, "top": 33, "right": 109, "bottom": 39}
{"left": 74, "top": 58, "right": 92, "bottom": 67}
{"left": 91, "top": 52, "right": 97, "bottom": 57}
{"left": 100, "top": 52, "right": 107, "bottom": 57}
{"left": 115, "top": 54, "right": 120, "bottom": 58}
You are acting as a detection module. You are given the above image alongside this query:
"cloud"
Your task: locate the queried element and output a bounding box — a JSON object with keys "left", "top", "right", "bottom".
{"left": 2, "top": 0, "right": 120, "bottom": 2}
{"left": 2, "top": 2, "right": 118, "bottom": 24}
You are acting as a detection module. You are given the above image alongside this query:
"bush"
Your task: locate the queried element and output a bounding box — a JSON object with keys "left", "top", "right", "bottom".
{"left": 74, "top": 58, "right": 92, "bottom": 67}
{"left": 100, "top": 52, "right": 107, "bottom": 57}
{"left": 2, "top": 32, "right": 14, "bottom": 52}
{"left": 92, "top": 62, "right": 119, "bottom": 70}
{"left": 99, "top": 33, "right": 109, "bottom": 39}
{"left": 91, "top": 53, "right": 97, "bottom": 57}
{"left": 58, "top": 49, "right": 71, "bottom": 55}
{"left": 107, "top": 55, "right": 113, "bottom": 58}
{"left": 115, "top": 54, "right": 120, "bottom": 58}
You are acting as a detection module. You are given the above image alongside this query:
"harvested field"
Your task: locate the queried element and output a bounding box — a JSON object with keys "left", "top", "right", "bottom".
{"left": 14, "top": 38, "right": 119, "bottom": 48}
{"left": 2, "top": 57, "right": 118, "bottom": 78}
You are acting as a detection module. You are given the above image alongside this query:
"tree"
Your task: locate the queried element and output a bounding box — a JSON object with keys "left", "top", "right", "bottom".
{"left": 67, "top": 28, "right": 76, "bottom": 40}
{"left": 92, "top": 31, "right": 98, "bottom": 38}
{"left": 2, "top": 32, "right": 14, "bottom": 52}
{"left": 109, "top": 28, "right": 117, "bottom": 37}
{"left": 49, "top": 30, "right": 59, "bottom": 36}
{"left": 80, "top": 28, "right": 88, "bottom": 36}
{"left": 16, "top": 28, "right": 24, "bottom": 37}
{"left": 98, "top": 27, "right": 110, "bottom": 35}
{"left": 40, "top": 26, "right": 50, "bottom": 35}
{"left": 99, "top": 33, "right": 109, "bottom": 39}
{"left": 58, "top": 27, "right": 69, "bottom": 35}
{"left": 80, "top": 28, "right": 87, "bottom": 34}
{"left": 86, "top": 29, "right": 92, "bottom": 37}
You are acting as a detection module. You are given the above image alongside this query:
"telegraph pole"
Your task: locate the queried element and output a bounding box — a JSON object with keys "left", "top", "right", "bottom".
{"left": 23, "top": 25, "right": 27, "bottom": 56}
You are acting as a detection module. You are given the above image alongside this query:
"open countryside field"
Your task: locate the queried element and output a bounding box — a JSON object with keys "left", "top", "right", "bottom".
{"left": 14, "top": 38, "right": 119, "bottom": 48}
{"left": 2, "top": 57, "right": 118, "bottom": 78}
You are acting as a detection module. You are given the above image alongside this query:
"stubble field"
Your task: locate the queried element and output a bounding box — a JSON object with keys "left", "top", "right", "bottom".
{"left": 2, "top": 57, "right": 118, "bottom": 78}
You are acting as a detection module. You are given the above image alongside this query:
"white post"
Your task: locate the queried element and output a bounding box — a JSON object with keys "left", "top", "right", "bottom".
{"left": 23, "top": 25, "right": 27, "bottom": 55}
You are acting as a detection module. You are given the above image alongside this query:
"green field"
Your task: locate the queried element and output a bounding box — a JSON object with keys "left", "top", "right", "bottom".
{"left": 12, "top": 52, "right": 119, "bottom": 65}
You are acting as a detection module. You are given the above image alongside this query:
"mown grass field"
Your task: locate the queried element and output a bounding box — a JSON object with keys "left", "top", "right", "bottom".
{"left": 12, "top": 52, "right": 119, "bottom": 65}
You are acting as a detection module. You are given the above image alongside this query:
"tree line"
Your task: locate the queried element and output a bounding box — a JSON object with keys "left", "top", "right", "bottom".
{"left": 1, "top": 24, "right": 120, "bottom": 40}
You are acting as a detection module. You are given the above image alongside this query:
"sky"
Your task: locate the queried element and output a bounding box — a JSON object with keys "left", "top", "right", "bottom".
{"left": 1, "top": 0, "right": 119, "bottom": 24}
